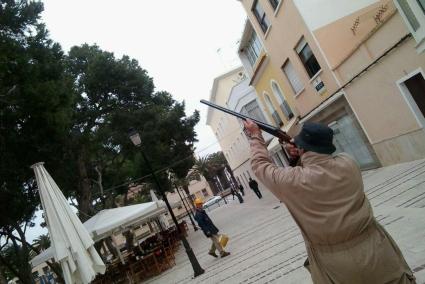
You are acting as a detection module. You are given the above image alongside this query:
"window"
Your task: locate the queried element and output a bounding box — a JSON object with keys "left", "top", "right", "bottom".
{"left": 264, "top": 93, "right": 283, "bottom": 126}
{"left": 296, "top": 38, "right": 321, "bottom": 78}
{"left": 271, "top": 81, "right": 294, "bottom": 120}
{"left": 269, "top": 0, "right": 280, "bottom": 10}
{"left": 252, "top": 0, "right": 270, "bottom": 33}
{"left": 245, "top": 31, "right": 263, "bottom": 66}
{"left": 397, "top": 0, "right": 420, "bottom": 31}
{"left": 395, "top": 0, "right": 425, "bottom": 53}
{"left": 202, "top": 188, "right": 209, "bottom": 197}
{"left": 282, "top": 60, "right": 304, "bottom": 94}
{"left": 329, "top": 116, "right": 377, "bottom": 169}
{"left": 241, "top": 99, "right": 268, "bottom": 123}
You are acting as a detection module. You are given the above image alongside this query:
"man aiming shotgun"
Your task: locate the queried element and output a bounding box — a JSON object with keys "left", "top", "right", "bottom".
{"left": 201, "top": 99, "right": 415, "bottom": 284}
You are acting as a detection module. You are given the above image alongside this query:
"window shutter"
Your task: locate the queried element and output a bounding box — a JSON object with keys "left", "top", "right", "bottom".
{"left": 283, "top": 61, "right": 304, "bottom": 94}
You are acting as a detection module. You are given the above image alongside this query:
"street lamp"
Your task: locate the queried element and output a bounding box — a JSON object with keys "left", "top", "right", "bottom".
{"left": 128, "top": 129, "right": 205, "bottom": 277}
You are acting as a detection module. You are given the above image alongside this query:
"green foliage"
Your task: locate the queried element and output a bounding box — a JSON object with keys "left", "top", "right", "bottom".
{"left": 32, "top": 234, "right": 50, "bottom": 251}
{"left": 0, "top": 0, "right": 73, "bottom": 228}
{"left": 0, "top": 2, "right": 73, "bottom": 282}
{"left": 0, "top": 1, "right": 200, "bottom": 281}
{"left": 194, "top": 151, "right": 227, "bottom": 178}
{"left": 193, "top": 151, "right": 236, "bottom": 193}
{"left": 61, "top": 44, "right": 200, "bottom": 214}
{"left": 0, "top": 245, "right": 22, "bottom": 281}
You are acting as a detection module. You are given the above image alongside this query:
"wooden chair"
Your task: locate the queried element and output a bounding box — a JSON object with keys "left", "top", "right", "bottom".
{"left": 161, "top": 238, "right": 176, "bottom": 266}
{"left": 141, "top": 252, "right": 162, "bottom": 276}
{"left": 165, "top": 228, "right": 180, "bottom": 251}
{"left": 109, "top": 263, "right": 129, "bottom": 284}
{"left": 128, "top": 258, "right": 149, "bottom": 282}
{"left": 153, "top": 246, "right": 174, "bottom": 271}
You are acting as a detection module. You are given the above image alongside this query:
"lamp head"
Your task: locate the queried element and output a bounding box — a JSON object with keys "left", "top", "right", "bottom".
{"left": 128, "top": 128, "right": 141, "bottom": 147}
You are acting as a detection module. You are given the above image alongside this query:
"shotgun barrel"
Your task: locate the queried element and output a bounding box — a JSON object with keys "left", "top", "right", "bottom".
{"left": 200, "top": 99, "right": 291, "bottom": 143}
{"left": 200, "top": 99, "right": 299, "bottom": 166}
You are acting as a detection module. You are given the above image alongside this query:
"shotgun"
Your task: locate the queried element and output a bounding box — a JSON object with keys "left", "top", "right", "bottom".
{"left": 200, "top": 99, "right": 299, "bottom": 166}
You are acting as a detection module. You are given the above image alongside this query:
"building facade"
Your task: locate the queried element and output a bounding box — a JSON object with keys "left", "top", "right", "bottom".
{"left": 166, "top": 174, "right": 214, "bottom": 219}
{"left": 237, "top": 0, "right": 425, "bottom": 167}
{"left": 206, "top": 67, "right": 270, "bottom": 191}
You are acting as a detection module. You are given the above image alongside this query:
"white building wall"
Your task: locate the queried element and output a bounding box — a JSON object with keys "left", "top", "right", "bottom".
{"left": 293, "top": 0, "right": 379, "bottom": 31}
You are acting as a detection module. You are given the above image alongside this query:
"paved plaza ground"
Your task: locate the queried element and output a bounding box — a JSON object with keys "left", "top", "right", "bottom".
{"left": 146, "top": 158, "right": 425, "bottom": 284}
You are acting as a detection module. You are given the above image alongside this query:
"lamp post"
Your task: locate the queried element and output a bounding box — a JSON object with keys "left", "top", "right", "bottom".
{"left": 173, "top": 182, "right": 198, "bottom": 231}
{"left": 128, "top": 129, "right": 205, "bottom": 277}
{"left": 214, "top": 176, "right": 227, "bottom": 204}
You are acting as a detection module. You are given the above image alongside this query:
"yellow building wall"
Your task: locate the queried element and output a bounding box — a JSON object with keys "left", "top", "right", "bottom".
{"left": 241, "top": 0, "right": 340, "bottom": 118}
{"left": 252, "top": 57, "right": 299, "bottom": 128}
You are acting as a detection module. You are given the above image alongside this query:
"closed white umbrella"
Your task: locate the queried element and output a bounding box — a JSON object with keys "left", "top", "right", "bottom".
{"left": 31, "top": 162, "right": 105, "bottom": 284}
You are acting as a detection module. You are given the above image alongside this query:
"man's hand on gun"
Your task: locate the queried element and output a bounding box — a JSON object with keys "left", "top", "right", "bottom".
{"left": 243, "top": 119, "right": 300, "bottom": 160}
{"left": 242, "top": 119, "right": 261, "bottom": 138}
{"left": 281, "top": 139, "right": 300, "bottom": 159}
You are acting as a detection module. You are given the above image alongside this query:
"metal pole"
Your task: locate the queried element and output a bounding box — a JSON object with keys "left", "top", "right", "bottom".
{"left": 174, "top": 183, "right": 198, "bottom": 231}
{"left": 215, "top": 176, "right": 227, "bottom": 204}
{"left": 140, "top": 151, "right": 205, "bottom": 277}
{"left": 182, "top": 190, "right": 196, "bottom": 219}
{"left": 183, "top": 187, "right": 197, "bottom": 212}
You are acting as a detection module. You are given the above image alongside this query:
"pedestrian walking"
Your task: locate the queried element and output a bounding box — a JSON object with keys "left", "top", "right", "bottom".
{"left": 248, "top": 177, "right": 262, "bottom": 199}
{"left": 230, "top": 187, "right": 236, "bottom": 200}
{"left": 236, "top": 190, "right": 244, "bottom": 203}
{"left": 238, "top": 184, "right": 245, "bottom": 196}
{"left": 193, "top": 198, "right": 230, "bottom": 258}
{"left": 243, "top": 119, "right": 415, "bottom": 284}
{"left": 230, "top": 187, "right": 244, "bottom": 203}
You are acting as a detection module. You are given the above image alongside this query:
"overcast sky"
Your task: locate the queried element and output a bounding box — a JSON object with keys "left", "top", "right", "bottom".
{"left": 42, "top": 0, "right": 247, "bottom": 157}
{"left": 26, "top": 0, "right": 247, "bottom": 243}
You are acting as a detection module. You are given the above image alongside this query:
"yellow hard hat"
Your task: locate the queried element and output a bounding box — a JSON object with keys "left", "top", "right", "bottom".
{"left": 194, "top": 198, "right": 203, "bottom": 205}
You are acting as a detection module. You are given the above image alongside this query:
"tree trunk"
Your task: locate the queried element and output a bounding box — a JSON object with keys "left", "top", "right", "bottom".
{"left": 206, "top": 179, "right": 219, "bottom": 195}
{"left": 77, "top": 153, "right": 92, "bottom": 222}
{"left": 217, "top": 170, "right": 230, "bottom": 189}
{"left": 94, "top": 166, "right": 106, "bottom": 208}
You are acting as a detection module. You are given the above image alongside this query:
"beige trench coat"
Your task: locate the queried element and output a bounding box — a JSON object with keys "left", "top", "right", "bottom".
{"left": 249, "top": 134, "right": 415, "bottom": 284}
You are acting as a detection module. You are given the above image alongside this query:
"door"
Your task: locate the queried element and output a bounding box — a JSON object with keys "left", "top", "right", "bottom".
{"left": 329, "top": 115, "right": 378, "bottom": 169}
{"left": 404, "top": 73, "right": 425, "bottom": 118}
